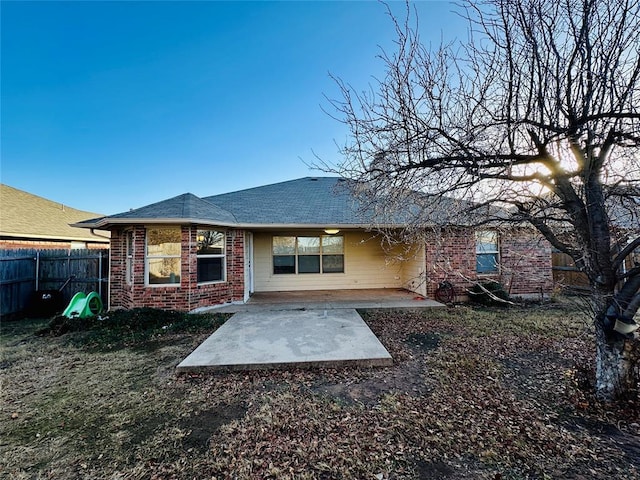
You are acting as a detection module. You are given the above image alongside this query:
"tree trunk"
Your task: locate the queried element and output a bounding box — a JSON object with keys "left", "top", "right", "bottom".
{"left": 594, "top": 294, "right": 640, "bottom": 401}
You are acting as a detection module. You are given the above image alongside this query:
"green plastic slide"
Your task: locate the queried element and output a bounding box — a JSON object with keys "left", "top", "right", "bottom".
{"left": 63, "top": 292, "right": 104, "bottom": 319}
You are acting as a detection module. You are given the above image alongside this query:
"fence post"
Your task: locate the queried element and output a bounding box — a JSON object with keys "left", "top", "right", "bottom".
{"left": 35, "top": 251, "right": 40, "bottom": 291}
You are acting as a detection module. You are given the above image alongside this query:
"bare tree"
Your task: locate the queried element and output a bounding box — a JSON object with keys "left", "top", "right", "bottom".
{"left": 324, "top": 0, "right": 640, "bottom": 401}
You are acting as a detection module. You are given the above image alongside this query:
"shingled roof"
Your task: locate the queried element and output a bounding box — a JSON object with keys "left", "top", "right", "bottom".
{"left": 97, "top": 193, "right": 238, "bottom": 224}
{"left": 75, "top": 177, "right": 372, "bottom": 229}
{"left": 203, "top": 177, "right": 364, "bottom": 225}
{"left": 1, "top": 184, "right": 110, "bottom": 243}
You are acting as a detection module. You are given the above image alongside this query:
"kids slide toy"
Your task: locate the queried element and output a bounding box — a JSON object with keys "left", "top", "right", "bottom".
{"left": 62, "top": 292, "right": 103, "bottom": 319}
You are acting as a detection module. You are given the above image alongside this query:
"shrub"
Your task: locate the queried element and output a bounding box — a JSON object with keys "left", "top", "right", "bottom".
{"left": 469, "top": 281, "right": 510, "bottom": 306}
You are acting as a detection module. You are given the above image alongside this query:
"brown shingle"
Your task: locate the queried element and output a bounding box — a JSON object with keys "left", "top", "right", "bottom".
{"left": 0, "top": 184, "right": 110, "bottom": 243}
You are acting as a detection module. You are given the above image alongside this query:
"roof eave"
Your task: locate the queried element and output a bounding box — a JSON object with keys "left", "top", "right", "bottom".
{"left": 71, "top": 217, "right": 240, "bottom": 229}
{"left": 0, "top": 232, "right": 110, "bottom": 243}
{"left": 72, "top": 217, "right": 418, "bottom": 230}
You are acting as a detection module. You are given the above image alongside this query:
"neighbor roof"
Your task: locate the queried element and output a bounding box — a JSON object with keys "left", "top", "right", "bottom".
{"left": 1, "top": 184, "right": 110, "bottom": 243}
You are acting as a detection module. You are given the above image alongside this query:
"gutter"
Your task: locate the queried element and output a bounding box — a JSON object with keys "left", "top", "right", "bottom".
{"left": 70, "top": 217, "right": 411, "bottom": 230}
{"left": 90, "top": 228, "right": 111, "bottom": 240}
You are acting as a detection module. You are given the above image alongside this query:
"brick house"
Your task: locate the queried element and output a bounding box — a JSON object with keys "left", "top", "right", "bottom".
{"left": 75, "top": 177, "right": 552, "bottom": 311}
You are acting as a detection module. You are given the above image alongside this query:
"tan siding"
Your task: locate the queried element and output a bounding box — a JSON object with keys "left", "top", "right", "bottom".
{"left": 398, "top": 243, "right": 427, "bottom": 296}
{"left": 253, "top": 231, "right": 405, "bottom": 292}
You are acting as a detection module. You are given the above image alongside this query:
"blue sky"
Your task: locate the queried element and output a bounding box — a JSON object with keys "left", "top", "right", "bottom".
{"left": 2, "top": 1, "right": 464, "bottom": 215}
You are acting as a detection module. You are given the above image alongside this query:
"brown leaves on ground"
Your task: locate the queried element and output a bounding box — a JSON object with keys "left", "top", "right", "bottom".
{"left": 1, "top": 303, "right": 638, "bottom": 479}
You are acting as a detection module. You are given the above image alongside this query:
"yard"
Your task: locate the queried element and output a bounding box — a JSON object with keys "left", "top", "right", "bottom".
{"left": 1, "top": 301, "right": 638, "bottom": 479}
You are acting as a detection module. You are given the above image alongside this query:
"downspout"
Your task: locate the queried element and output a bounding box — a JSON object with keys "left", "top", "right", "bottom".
{"left": 188, "top": 226, "right": 192, "bottom": 311}
{"left": 90, "top": 228, "right": 111, "bottom": 241}
{"left": 420, "top": 240, "right": 427, "bottom": 297}
{"left": 107, "top": 246, "right": 112, "bottom": 311}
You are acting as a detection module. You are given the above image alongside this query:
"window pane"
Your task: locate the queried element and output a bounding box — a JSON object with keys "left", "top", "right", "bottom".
{"left": 274, "top": 255, "right": 295, "bottom": 274}
{"left": 126, "top": 231, "right": 134, "bottom": 284}
{"left": 322, "top": 235, "right": 344, "bottom": 254}
{"left": 147, "top": 228, "right": 181, "bottom": 256}
{"left": 476, "top": 230, "right": 498, "bottom": 253}
{"left": 148, "top": 257, "right": 181, "bottom": 284}
{"left": 198, "top": 257, "right": 224, "bottom": 282}
{"left": 477, "top": 243, "right": 497, "bottom": 254}
{"left": 126, "top": 231, "right": 134, "bottom": 256}
{"left": 322, "top": 255, "right": 344, "bottom": 273}
{"left": 273, "top": 236, "right": 296, "bottom": 255}
{"left": 477, "top": 254, "right": 498, "bottom": 273}
{"left": 197, "top": 230, "right": 225, "bottom": 255}
{"left": 299, "top": 255, "right": 320, "bottom": 273}
{"left": 298, "top": 237, "right": 320, "bottom": 254}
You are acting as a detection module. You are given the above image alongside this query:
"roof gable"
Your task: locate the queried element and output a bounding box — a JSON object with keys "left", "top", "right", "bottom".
{"left": 106, "top": 193, "right": 237, "bottom": 224}
{"left": 203, "top": 177, "right": 365, "bottom": 225}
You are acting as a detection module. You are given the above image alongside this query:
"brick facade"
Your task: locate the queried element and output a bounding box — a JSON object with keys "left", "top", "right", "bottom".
{"left": 424, "top": 227, "right": 476, "bottom": 299}
{"left": 108, "top": 224, "right": 551, "bottom": 311}
{"left": 424, "top": 227, "right": 552, "bottom": 300}
{"left": 109, "top": 225, "right": 245, "bottom": 312}
{"left": 499, "top": 228, "right": 553, "bottom": 296}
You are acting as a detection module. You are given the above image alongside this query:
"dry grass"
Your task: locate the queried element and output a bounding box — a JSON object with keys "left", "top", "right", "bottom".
{"left": 1, "top": 302, "right": 638, "bottom": 479}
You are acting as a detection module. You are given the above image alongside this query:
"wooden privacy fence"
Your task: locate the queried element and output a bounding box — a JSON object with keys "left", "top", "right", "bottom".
{"left": 552, "top": 251, "right": 589, "bottom": 291}
{"left": 0, "top": 248, "right": 109, "bottom": 317}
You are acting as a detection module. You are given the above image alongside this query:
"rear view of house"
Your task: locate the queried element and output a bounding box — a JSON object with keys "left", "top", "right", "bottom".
{"left": 76, "top": 177, "right": 553, "bottom": 311}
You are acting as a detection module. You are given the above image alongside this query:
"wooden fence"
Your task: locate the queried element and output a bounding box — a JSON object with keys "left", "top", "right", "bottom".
{"left": 0, "top": 248, "right": 109, "bottom": 317}
{"left": 552, "top": 251, "right": 589, "bottom": 291}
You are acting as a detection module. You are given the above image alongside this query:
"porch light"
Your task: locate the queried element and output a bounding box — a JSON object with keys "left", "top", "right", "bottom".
{"left": 324, "top": 229, "right": 340, "bottom": 235}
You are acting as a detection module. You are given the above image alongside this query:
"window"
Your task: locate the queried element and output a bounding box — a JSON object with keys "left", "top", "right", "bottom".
{"left": 146, "top": 227, "right": 181, "bottom": 285}
{"left": 272, "top": 235, "right": 344, "bottom": 274}
{"left": 476, "top": 230, "right": 499, "bottom": 274}
{"left": 125, "top": 230, "right": 134, "bottom": 285}
{"left": 321, "top": 235, "right": 345, "bottom": 273}
{"left": 298, "top": 236, "right": 321, "bottom": 273}
{"left": 273, "top": 236, "right": 296, "bottom": 274}
{"left": 197, "top": 230, "right": 225, "bottom": 283}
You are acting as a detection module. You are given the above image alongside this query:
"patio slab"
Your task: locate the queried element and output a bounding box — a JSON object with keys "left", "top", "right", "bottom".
{"left": 205, "top": 288, "right": 443, "bottom": 313}
{"left": 176, "top": 308, "right": 393, "bottom": 372}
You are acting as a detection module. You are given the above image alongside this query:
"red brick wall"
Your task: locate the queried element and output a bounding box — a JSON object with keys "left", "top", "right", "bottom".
{"left": 424, "top": 227, "right": 476, "bottom": 299}
{"left": 424, "top": 227, "right": 552, "bottom": 299}
{"left": 109, "top": 225, "right": 245, "bottom": 312}
{"left": 499, "top": 228, "right": 553, "bottom": 296}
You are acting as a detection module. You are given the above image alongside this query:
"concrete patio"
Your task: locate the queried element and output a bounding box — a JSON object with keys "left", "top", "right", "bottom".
{"left": 176, "top": 308, "right": 393, "bottom": 372}
{"left": 178, "top": 289, "right": 443, "bottom": 372}
{"left": 207, "top": 288, "right": 443, "bottom": 313}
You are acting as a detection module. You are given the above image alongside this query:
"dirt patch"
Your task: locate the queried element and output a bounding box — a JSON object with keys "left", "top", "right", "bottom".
{"left": 179, "top": 402, "right": 247, "bottom": 452}
{"left": 312, "top": 359, "right": 431, "bottom": 406}
{"left": 406, "top": 332, "right": 441, "bottom": 351}
{"left": 415, "top": 460, "right": 484, "bottom": 480}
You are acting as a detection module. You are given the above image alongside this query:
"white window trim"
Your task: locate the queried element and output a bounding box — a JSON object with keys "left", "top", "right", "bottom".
{"left": 125, "top": 230, "right": 134, "bottom": 286}
{"left": 196, "top": 230, "right": 226, "bottom": 285}
{"left": 476, "top": 230, "right": 500, "bottom": 275}
{"left": 145, "top": 227, "right": 181, "bottom": 287}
